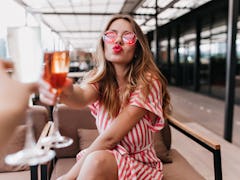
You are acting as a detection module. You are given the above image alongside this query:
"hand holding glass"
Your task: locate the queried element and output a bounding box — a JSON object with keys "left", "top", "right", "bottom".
{"left": 41, "top": 51, "right": 73, "bottom": 148}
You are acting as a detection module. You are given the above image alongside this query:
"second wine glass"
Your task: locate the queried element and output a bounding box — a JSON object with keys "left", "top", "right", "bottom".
{"left": 5, "top": 26, "right": 55, "bottom": 166}
{"left": 41, "top": 50, "right": 73, "bottom": 148}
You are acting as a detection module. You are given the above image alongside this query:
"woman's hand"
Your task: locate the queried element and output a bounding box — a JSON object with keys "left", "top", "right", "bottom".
{"left": 0, "top": 59, "right": 37, "bottom": 111}
{"left": 38, "top": 78, "right": 73, "bottom": 106}
{"left": 38, "top": 79, "right": 57, "bottom": 105}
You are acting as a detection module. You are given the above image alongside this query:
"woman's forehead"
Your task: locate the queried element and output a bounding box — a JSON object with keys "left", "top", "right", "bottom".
{"left": 108, "top": 19, "right": 133, "bottom": 32}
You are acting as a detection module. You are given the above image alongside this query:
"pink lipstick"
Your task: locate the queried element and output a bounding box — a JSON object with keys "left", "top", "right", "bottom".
{"left": 113, "top": 45, "right": 123, "bottom": 53}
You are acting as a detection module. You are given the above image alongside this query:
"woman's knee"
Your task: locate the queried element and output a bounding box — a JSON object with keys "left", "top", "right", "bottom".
{"left": 79, "top": 150, "right": 118, "bottom": 179}
{"left": 84, "top": 150, "right": 116, "bottom": 171}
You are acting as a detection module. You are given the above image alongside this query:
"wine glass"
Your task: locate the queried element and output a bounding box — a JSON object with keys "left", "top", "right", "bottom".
{"left": 5, "top": 26, "right": 55, "bottom": 166}
{"left": 40, "top": 50, "right": 73, "bottom": 148}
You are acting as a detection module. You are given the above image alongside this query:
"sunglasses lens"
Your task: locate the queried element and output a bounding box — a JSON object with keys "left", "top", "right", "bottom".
{"left": 103, "top": 31, "right": 116, "bottom": 43}
{"left": 103, "top": 31, "right": 137, "bottom": 45}
{"left": 123, "top": 32, "right": 137, "bottom": 45}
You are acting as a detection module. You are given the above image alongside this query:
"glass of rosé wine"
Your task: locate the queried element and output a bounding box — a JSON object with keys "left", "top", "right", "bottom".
{"left": 41, "top": 50, "right": 73, "bottom": 148}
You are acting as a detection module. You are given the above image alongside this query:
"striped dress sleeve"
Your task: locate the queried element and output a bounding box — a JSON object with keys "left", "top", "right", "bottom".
{"left": 129, "top": 79, "right": 164, "bottom": 132}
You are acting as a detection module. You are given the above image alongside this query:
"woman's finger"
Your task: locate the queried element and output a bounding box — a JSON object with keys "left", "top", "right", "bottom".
{"left": 39, "top": 93, "right": 55, "bottom": 105}
{"left": 0, "top": 59, "right": 13, "bottom": 70}
{"left": 38, "top": 78, "right": 58, "bottom": 105}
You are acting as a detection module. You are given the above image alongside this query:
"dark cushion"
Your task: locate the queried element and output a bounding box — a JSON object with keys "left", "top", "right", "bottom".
{"left": 153, "top": 119, "right": 172, "bottom": 163}
{"left": 161, "top": 119, "right": 171, "bottom": 150}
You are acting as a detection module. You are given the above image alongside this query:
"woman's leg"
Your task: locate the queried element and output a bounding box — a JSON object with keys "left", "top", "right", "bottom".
{"left": 77, "top": 150, "right": 118, "bottom": 180}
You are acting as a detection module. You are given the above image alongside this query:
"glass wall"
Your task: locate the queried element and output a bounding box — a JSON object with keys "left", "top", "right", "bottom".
{"left": 200, "top": 26, "right": 211, "bottom": 94}
{"left": 170, "top": 38, "right": 177, "bottom": 84}
{"left": 159, "top": 38, "right": 169, "bottom": 79}
{"left": 235, "top": 18, "right": 240, "bottom": 104}
{"left": 159, "top": 37, "right": 176, "bottom": 84}
{"left": 199, "top": 19, "right": 228, "bottom": 99}
{"left": 158, "top": 12, "right": 229, "bottom": 101}
{"left": 155, "top": 0, "right": 239, "bottom": 145}
{"left": 209, "top": 20, "right": 227, "bottom": 99}
{"left": 179, "top": 31, "right": 196, "bottom": 89}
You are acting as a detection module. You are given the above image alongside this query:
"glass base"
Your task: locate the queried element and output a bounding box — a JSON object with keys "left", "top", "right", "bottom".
{"left": 5, "top": 148, "right": 55, "bottom": 166}
{"left": 40, "top": 135, "right": 73, "bottom": 149}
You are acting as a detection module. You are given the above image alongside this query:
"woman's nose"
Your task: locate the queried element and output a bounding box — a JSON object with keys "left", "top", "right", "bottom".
{"left": 114, "top": 35, "right": 123, "bottom": 44}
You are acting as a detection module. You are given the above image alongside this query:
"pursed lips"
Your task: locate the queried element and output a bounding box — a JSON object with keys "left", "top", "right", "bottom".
{"left": 112, "top": 45, "right": 123, "bottom": 53}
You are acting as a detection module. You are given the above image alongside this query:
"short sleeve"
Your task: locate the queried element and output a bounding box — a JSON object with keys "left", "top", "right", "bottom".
{"left": 129, "top": 79, "right": 164, "bottom": 132}
{"left": 88, "top": 101, "right": 99, "bottom": 118}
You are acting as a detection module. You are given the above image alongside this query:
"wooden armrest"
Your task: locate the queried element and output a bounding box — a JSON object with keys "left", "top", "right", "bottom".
{"left": 36, "top": 121, "right": 53, "bottom": 149}
{"left": 168, "top": 116, "right": 220, "bottom": 150}
{"left": 48, "top": 121, "right": 55, "bottom": 136}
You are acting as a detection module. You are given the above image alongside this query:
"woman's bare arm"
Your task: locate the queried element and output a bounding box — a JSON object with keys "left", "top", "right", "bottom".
{"left": 39, "top": 78, "right": 98, "bottom": 109}
{"left": 60, "top": 82, "right": 98, "bottom": 109}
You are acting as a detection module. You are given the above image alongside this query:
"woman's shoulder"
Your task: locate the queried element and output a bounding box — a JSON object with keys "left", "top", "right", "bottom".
{"left": 133, "top": 73, "right": 162, "bottom": 97}
{"left": 143, "top": 72, "right": 162, "bottom": 86}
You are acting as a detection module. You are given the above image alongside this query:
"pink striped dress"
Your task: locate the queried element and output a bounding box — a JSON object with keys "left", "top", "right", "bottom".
{"left": 77, "top": 79, "right": 164, "bottom": 179}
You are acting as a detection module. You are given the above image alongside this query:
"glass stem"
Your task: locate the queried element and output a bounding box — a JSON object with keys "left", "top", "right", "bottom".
{"left": 52, "top": 95, "right": 61, "bottom": 137}
{"left": 24, "top": 108, "right": 37, "bottom": 149}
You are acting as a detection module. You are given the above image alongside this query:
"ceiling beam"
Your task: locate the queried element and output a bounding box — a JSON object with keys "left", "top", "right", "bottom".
{"left": 141, "top": 6, "right": 192, "bottom": 10}
{"left": 158, "top": 0, "right": 181, "bottom": 13}
{"left": 59, "top": 30, "right": 101, "bottom": 33}
{"left": 139, "top": 0, "right": 181, "bottom": 27}
{"left": 38, "top": 12, "right": 155, "bottom": 17}
{"left": 120, "top": 0, "right": 143, "bottom": 13}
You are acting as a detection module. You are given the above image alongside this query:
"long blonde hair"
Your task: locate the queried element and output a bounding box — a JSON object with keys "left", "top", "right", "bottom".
{"left": 84, "top": 14, "right": 171, "bottom": 118}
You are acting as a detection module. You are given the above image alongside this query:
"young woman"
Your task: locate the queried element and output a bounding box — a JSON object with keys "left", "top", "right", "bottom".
{"left": 39, "top": 14, "right": 171, "bottom": 180}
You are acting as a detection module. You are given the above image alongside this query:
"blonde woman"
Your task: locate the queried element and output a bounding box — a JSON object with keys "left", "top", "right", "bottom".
{"left": 39, "top": 14, "right": 171, "bottom": 180}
